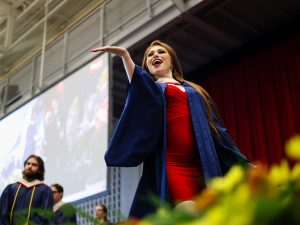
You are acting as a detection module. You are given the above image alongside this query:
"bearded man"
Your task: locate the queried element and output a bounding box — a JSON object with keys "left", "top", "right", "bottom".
{"left": 0, "top": 155, "right": 54, "bottom": 225}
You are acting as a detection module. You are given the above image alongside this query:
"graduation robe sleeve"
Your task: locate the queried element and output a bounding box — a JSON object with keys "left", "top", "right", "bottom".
{"left": 208, "top": 99, "right": 252, "bottom": 174}
{"left": 105, "top": 65, "right": 164, "bottom": 167}
{"left": 183, "top": 81, "right": 251, "bottom": 177}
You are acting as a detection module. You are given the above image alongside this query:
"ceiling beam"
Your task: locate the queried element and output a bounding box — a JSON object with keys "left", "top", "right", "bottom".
{"left": 0, "top": 0, "right": 44, "bottom": 39}
{"left": 4, "top": 4, "right": 15, "bottom": 48}
{"left": 0, "top": 1, "right": 15, "bottom": 49}
{"left": 0, "top": 2, "right": 10, "bottom": 16}
{"left": 181, "top": 12, "right": 241, "bottom": 47}
{"left": 170, "top": 0, "right": 186, "bottom": 12}
{"left": 0, "top": 45, "right": 9, "bottom": 54}
{"left": 219, "top": 9, "right": 261, "bottom": 35}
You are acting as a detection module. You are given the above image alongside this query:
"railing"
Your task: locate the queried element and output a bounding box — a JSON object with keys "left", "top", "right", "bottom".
{"left": 0, "top": 0, "right": 181, "bottom": 119}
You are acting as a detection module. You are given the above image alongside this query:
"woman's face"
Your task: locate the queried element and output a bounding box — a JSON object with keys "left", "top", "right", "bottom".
{"left": 146, "top": 45, "right": 173, "bottom": 79}
{"left": 95, "top": 205, "right": 106, "bottom": 219}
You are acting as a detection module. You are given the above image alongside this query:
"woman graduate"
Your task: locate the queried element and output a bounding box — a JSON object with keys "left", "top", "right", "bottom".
{"left": 91, "top": 40, "right": 252, "bottom": 219}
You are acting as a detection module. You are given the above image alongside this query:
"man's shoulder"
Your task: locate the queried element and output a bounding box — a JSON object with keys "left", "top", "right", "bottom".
{"left": 0, "top": 182, "right": 20, "bottom": 196}
{"left": 5, "top": 182, "right": 19, "bottom": 189}
{"left": 35, "top": 183, "right": 52, "bottom": 192}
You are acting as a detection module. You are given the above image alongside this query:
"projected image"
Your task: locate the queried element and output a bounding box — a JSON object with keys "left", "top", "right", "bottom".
{"left": 0, "top": 54, "right": 109, "bottom": 202}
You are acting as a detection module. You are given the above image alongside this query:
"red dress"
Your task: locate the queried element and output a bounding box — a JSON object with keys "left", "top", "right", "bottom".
{"left": 165, "top": 83, "right": 205, "bottom": 204}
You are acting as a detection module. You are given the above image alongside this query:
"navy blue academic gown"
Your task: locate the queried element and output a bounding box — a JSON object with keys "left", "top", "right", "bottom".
{"left": 0, "top": 181, "right": 54, "bottom": 225}
{"left": 52, "top": 203, "right": 77, "bottom": 224}
{"left": 105, "top": 65, "right": 250, "bottom": 218}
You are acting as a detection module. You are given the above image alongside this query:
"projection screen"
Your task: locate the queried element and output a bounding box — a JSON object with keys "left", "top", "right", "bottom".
{"left": 0, "top": 53, "right": 109, "bottom": 202}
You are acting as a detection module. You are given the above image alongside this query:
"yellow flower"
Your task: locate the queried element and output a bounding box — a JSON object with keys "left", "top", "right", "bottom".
{"left": 219, "top": 184, "right": 253, "bottom": 225}
{"left": 210, "top": 166, "right": 245, "bottom": 193}
{"left": 285, "top": 135, "right": 300, "bottom": 160}
{"left": 225, "top": 210, "right": 252, "bottom": 225}
{"left": 291, "top": 163, "right": 300, "bottom": 186}
{"left": 207, "top": 199, "right": 251, "bottom": 225}
{"left": 268, "top": 160, "right": 290, "bottom": 187}
{"left": 194, "top": 189, "right": 219, "bottom": 211}
{"left": 231, "top": 183, "right": 251, "bottom": 206}
{"left": 137, "top": 221, "right": 153, "bottom": 225}
{"left": 178, "top": 217, "right": 208, "bottom": 225}
{"left": 187, "top": 183, "right": 253, "bottom": 225}
{"left": 201, "top": 206, "right": 226, "bottom": 225}
{"left": 156, "top": 207, "right": 169, "bottom": 218}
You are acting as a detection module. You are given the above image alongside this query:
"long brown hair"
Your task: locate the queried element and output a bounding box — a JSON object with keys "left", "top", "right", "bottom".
{"left": 142, "top": 40, "right": 220, "bottom": 137}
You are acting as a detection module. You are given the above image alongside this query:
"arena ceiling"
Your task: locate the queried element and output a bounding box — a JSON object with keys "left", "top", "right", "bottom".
{"left": 0, "top": 0, "right": 300, "bottom": 83}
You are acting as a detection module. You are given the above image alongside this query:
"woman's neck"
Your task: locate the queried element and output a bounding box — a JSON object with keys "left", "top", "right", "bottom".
{"left": 156, "top": 77, "right": 179, "bottom": 84}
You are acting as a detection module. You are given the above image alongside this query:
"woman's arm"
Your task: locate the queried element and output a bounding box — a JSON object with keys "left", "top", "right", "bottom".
{"left": 90, "top": 46, "right": 135, "bottom": 82}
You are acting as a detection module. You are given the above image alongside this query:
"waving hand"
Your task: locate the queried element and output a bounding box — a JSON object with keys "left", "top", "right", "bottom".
{"left": 91, "top": 46, "right": 135, "bottom": 82}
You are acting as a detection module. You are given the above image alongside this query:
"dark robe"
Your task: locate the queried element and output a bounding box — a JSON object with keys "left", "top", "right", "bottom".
{"left": 0, "top": 180, "right": 54, "bottom": 225}
{"left": 52, "top": 202, "right": 77, "bottom": 224}
{"left": 105, "top": 65, "right": 251, "bottom": 218}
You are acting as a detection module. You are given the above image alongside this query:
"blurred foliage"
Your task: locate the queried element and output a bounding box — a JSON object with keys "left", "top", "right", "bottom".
{"left": 118, "top": 135, "right": 300, "bottom": 225}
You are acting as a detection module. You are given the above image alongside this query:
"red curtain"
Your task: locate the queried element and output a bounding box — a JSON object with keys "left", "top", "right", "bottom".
{"left": 200, "top": 34, "right": 300, "bottom": 165}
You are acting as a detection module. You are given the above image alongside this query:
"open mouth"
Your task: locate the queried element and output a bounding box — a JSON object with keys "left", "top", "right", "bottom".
{"left": 152, "top": 59, "right": 163, "bottom": 66}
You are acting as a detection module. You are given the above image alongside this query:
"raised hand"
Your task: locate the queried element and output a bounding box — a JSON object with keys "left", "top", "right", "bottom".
{"left": 90, "top": 46, "right": 127, "bottom": 57}
{"left": 90, "top": 46, "right": 135, "bottom": 82}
